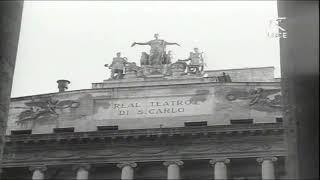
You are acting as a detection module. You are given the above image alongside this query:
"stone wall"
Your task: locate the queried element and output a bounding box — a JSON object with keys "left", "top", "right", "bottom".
{"left": 7, "top": 81, "right": 282, "bottom": 135}
{"left": 205, "top": 67, "right": 276, "bottom": 82}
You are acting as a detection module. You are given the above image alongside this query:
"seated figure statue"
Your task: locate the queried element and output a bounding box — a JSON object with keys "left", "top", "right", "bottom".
{"left": 107, "top": 52, "right": 128, "bottom": 79}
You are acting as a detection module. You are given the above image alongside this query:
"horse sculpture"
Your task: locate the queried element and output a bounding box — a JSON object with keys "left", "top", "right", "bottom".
{"left": 140, "top": 52, "right": 150, "bottom": 66}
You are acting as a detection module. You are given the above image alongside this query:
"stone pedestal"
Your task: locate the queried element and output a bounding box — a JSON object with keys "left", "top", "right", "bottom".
{"left": 257, "top": 157, "right": 278, "bottom": 180}
{"left": 210, "top": 158, "right": 230, "bottom": 179}
{"left": 117, "top": 162, "right": 137, "bottom": 180}
{"left": 163, "top": 160, "right": 184, "bottom": 180}
{"left": 73, "top": 164, "right": 91, "bottom": 180}
{"left": 29, "top": 166, "right": 47, "bottom": 180}
{"left": 142, "top": 65, "right": 166, "bottom": 77}
{"left": 171, "top": 70, "right": 185, "bottom": 77}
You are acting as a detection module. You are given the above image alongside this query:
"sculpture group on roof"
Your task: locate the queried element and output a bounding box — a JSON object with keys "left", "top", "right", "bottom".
{"left": 106, "top": 33, "right": 205, "bottom": 80}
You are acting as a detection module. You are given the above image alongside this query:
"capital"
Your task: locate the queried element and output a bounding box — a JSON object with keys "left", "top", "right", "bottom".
{"left": 257, "top": 156, "right": 278, "bottom": 163}
{"left": 209, "top": 158, "right": 230, "bottom": 165}
{"left": 29, "top": 165, "right": 47, "bottom": 172}
{"left": 117, "top": 162, "right": 137, "bottom": 169}
{"left": 72, "top": 164, "right": 91, "bottom": 171}
{"left": 163, "top": 160, "right": 184, "bottom": 167}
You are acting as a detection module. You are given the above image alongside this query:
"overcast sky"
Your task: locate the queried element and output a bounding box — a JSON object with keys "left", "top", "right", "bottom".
{"left": 11, "top": 1, "right": 280, "bottom": 98}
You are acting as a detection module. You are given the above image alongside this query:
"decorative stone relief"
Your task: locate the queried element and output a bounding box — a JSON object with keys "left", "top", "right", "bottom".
{"left": 226, "top": 88, "right": 282, "bottom": 112}
{"left": 190, "top": 89, "right": 210, "bottom": 103}
{"left": 15, "top": 97, "right": 80, "bottom": 126}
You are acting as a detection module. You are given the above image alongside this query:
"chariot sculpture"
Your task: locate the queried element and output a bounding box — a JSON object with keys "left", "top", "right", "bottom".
{"left": 106, "top": 34, "right": 207, "bottom": 79}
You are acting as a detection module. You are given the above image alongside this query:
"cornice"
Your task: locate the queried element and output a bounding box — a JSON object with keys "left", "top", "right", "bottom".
{"left": 5, "top": 123, "right": 283, "bottom": 144}
{"left": 2, "top": 123, "right": 285, "bottom": 168}
{"left": 2, "top": 150, "right": 286, "bottom": 168}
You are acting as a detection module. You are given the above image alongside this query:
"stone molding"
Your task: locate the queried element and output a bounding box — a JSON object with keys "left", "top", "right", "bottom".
{"left": 9, "top": 82, "right": 280, "bottom": 102}
{"left": 92, "top": 78, "right": 281, "bottom": 89}
{"left": 209, "top": 158, "right": 230, "bottom": 165}
{"left": 163, "top": 160, "right": 184, "bottom": 167}
{"left": 116, "top": 162, "right": 137, "bottom": 169}
{"left": 5, "top": 123, "right": 284, "bottom": 144}
{"left": 2, "top": 131, "right": 285, "bottom": 168}
{"left": 4, "top": 152, "right": 285, "bottom": 168}
{"left": 72, "top": 164, "right": 91, "bottom": 171}
{"left": 4, "top": 138, "right": 282, "bottom": 160}
{"left": 256, "top": 156, "right": 278, "bottom": 164}
{"left": 2, "top": 124, "right": 285, "bottom": 168}
{"left": 29, "top": 165, "right": 47, "bottom": 172}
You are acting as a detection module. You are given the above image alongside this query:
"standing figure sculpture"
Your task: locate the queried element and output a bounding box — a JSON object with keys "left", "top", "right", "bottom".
{"left": 106, "top": 52, "right": 128, "bottom": 79}
{"left": 131, "top": 34, "right": 180, "bottom": 66}
{"left": 179, "top": 48, "right": 204, "bottom": 74}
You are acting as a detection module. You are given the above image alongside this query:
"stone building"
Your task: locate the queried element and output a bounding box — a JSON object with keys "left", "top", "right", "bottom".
{"left": 1, "top": 66, "right": 285, "bottom": 179}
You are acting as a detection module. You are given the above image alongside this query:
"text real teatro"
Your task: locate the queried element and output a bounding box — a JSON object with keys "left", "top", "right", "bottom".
{"left": 1, "top": 35, "right": 285, "bottom": 179}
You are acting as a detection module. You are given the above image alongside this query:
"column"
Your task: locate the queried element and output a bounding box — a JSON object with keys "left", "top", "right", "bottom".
{"left": 117, "top": 162, "right": 137, "bottom": 180}
{"left": 0, "top": 1, "right": 24, "bottom": 169}
{"left": 257, "top": 157, "right": 278, "bottom": 180}
{"left": 73, "top": 164, "right": 91, "bottom": 180}
{"left": 29, "top": 166, "right": 47, "bottom": 180}
{"left": 210, "top": 158, "right": 230, "bottom": 180}
{"left": 163, "top": 160, "right": 184, "bottom": 180}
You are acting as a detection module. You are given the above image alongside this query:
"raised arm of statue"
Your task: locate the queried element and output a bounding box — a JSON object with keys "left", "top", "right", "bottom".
{"left": 131, "top": 42, "right": 150, "bottom": 47}
{"left": 165, "top": 42, "right": 180, "bottom": 46}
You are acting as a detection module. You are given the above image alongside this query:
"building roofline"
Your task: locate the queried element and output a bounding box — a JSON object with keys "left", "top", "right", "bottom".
{"left": 205, "top": 66, "right": 275, "bottom": 72}
{"left": 10, "top": 81, "right": 280, "bottom": 101}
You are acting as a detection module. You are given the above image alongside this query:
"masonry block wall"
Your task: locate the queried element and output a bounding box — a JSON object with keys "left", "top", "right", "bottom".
{"left": 7, "top": 81, "right": 282, "bottom": 135}
{"left": 206, "top": 67, "right": 276, "bottom": 82}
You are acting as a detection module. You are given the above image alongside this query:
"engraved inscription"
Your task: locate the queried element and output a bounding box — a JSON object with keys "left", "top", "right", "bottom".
{"left": 94, "top": 95, "right": 213, "bottom": 119}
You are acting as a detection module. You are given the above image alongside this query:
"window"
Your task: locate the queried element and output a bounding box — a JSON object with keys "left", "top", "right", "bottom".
{"left": 276, "top": 117, "right": 283, "bottom": 123}
{"left": 53, "top": 127, "right": 74, "bottom": 133}
{"left": 97, "top": 126, "right": 119, "bottom": 131}
{"left": 230, "top": 119, "right": 253, "bottom": 125}
{"left": 11, "top": 130, "right": 32, "bottom": 135}
{"left": 184, "top": 121, "right": 207, "bottom": 127}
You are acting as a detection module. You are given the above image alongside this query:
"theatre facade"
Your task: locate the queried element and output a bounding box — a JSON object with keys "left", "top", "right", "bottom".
{"left": 1, "top": 65, "right": 285, "bottom": 179}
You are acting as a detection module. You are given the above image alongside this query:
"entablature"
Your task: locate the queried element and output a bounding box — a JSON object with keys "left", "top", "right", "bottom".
{"left": 5, "top": 123, "right": 283, "bottom": 144}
